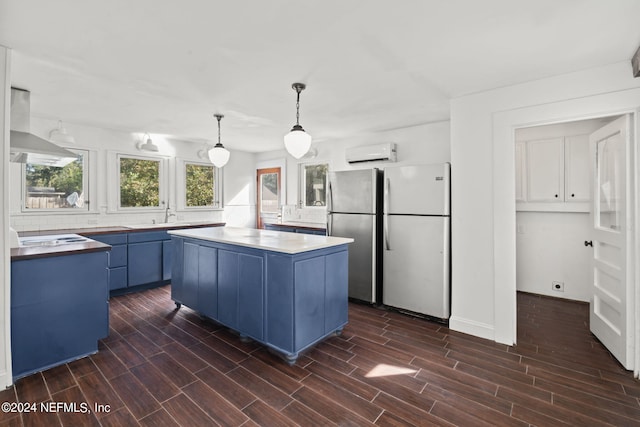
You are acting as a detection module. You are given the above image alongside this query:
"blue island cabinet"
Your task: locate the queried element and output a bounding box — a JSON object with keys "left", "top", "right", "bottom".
{"left": 11, "top": 251, "right": 109, "bottom": 381}
{"left": 171, "top": 236, "right": 348, "bottom": 363}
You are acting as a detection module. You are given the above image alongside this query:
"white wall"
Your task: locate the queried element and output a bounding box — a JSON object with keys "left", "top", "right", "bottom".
{"left": 255, "top": 120, "right": 451, "bottom": 208}
{"left": 450, "top": 61, "right": 640, "bottom": 345}
{"left": 8, "top": 116, "right": 255, "bottom": 232}
{"left": 516, "top": 212, "right": 590, "bottom": 301}
{"left": 1, "top": 45, "right": 13, "bottom": 388}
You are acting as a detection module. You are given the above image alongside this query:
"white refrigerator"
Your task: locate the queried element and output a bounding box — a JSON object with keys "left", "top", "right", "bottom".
{"left": 382, "top": 163, "right": 451, "bottom": 320}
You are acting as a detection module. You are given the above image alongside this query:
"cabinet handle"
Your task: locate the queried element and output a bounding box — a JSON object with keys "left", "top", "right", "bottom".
{"left": 571, "top": 194, "right": 575, "bottom": 197}
{"left": 584, "top": 240, "right": 593, "bottom": 247}
{"left": 554, "top": 194, "right": 558, "bottom": 198}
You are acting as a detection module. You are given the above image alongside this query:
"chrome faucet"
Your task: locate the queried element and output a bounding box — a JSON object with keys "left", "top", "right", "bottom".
{"left": 164, "top": 206, "right": 176, "bottom": 223}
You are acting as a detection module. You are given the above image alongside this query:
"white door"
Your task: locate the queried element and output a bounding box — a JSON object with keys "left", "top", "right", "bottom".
{"left": 589, "top": 114, "right": 634, "bottom": 370}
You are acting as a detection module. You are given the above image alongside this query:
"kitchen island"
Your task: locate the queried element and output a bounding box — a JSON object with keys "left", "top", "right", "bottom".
{"left": 168, "top": 227, "right": 353, "bottom": 363}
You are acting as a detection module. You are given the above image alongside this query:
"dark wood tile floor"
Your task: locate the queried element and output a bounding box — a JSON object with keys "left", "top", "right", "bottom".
{"left": 1, "top": 287, "right": 639, "bottom": 426}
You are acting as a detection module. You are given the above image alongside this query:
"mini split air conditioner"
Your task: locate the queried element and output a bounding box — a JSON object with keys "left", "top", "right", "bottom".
{"left": 345, "top": 142, "right": 397, "bottom": 164}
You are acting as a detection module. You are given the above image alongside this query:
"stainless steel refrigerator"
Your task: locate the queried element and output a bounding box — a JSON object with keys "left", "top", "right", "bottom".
{"left": 327, "top": 169, "right": 382, "bottom": 303}
{"left": 383, "top": 163, "right": 451, "bottom": 320}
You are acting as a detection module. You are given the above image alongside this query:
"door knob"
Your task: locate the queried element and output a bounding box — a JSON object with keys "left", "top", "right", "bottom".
{"left": 584, "top": 240, "right": 593, "bottom": 247}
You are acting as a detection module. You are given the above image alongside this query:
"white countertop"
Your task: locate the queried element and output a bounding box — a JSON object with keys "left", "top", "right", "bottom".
{"left": 168, "top": 226, "right": 353, "bottom": 254}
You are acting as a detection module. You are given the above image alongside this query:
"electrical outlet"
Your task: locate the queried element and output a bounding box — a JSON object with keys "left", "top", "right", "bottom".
{"left": 552, "top": 281, "right": 564, "bottom": 292}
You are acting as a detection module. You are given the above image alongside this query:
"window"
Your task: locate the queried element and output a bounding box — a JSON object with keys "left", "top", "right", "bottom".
{"left": 118, "top": 155, "right": 163, "bottom": 209}
{"left": 185, "top": 162, "right": 218, "bottom": 208}
{"left": 176, "top": 159, "right": 222, "bottom": 210}
{"left": 23, "top": 149, "right": 89, "bottom": 211}
{"left": 299, "top": 163, "right": 328, "bottom": 207}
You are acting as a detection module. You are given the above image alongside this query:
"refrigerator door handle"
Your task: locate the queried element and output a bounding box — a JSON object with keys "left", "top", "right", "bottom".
{"left": 326, "top": 181, "right": 333, "bottom": 235}
{"left": 384, "top": 177, "right": 390, "bottom": 250}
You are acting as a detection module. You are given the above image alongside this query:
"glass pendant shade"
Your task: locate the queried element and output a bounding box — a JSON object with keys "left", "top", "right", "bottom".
{"left": 284, "top": 125, "right": 312, "bottom": 159}
{"left": 208, "top": 143, "right": 230, "bottom": 168}
{"left": 209, "top": 113, "right": 230, "bottom": 167}
{"left": 284, "top": 83, "right": 312, "bottom": 159}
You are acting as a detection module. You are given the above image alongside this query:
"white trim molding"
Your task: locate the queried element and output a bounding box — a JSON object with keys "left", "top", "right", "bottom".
{"left": 448, "top": 316, "right": 494, "bottom": 341}
{"left": 1, "top": 45, "right": 13, "bottom": 387}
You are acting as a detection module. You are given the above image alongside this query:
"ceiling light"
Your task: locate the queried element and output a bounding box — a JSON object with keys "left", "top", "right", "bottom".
{"left": 284, "top": 82, "right": 312, "bottom": 159}
{"left": 49, "top": 120, "right": 75, "bottom": 144}
{"left": 208, "top": 114, "right": 230, "bottom": 168}
{"left": 137, "top": 133, "right": 159, "bottom": 152}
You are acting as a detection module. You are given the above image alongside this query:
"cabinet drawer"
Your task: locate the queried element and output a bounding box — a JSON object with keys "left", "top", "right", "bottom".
{"left": 128, "top": 230, "right": 170, "bottom": 244}
{"left": 108, "top": 267, "right": 128, "bottom": 290}
{"left": 85, "top": 233, "right": 127, "bottom": 245}
{"left": 108, "top": 245, "right": 127, "bottom": 268}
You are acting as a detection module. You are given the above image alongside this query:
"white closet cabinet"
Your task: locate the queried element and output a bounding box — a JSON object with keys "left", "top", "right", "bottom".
{"left": 564, "top": 134, "right": 590, "bottom": 202}
{"left": 526, "top": 137, "right": 564, "bottom": 202}
{"left": 516, "top": 135, "right": 590, "bottom": 212}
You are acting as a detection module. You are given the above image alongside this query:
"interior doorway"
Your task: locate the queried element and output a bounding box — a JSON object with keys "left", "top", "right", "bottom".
{"left": 514, "top": 114, "right": 633, "bottom": 368}
{"left": 256, "top": 167, "right": 281, "bottom": 229}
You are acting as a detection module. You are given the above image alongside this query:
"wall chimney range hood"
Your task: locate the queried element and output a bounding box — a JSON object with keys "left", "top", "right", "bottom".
{"left": 10, "top": 88, "right": 78, "bottom": 167}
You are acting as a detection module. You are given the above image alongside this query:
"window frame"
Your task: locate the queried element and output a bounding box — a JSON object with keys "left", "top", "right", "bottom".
{"left": 21, "top": 148, "right": 91, "bottom": 213}
{"left": 112, "top": 152, "right": 168, "bottom": 212}
{"left": 176, "top": 158, "right": 223, "bottom": 211}
{"left": 298, "top": 162, "right": 329, "bottom": 209}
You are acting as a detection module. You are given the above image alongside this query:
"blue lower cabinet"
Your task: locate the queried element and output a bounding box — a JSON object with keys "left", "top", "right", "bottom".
{"left": 108, "top": 266, "right": 128, "bottom": 291}
{"left": 171, "top": 236, "right": 348, "bottom": 363}
{"left": 128, "top": 241, "right": 163, "bottom": 286}
{"left": 11, "top": 251, "right": 109, "bottom": 381}
{"left": 84, "top": 233, "right": 128, "bottom": 290}
{"left": 197, "top": 246, "right": 218, "bottom": 319}
{"left": 179, "top": 242, "right": 200, "bottom": 309}
{"left": 85, "top": 226, "right": 223, "bottom": 294}
{"left": 163, "top": 240, "right": 173, "bottom": 280}
{"left": 296, "top": 228, "right": 326, "bottom": 236}
{"left": 217, "top": 250, "right": 264, "bottom": 339}
{"left": 128, "top": 231, "right": 170, "bottom": 287}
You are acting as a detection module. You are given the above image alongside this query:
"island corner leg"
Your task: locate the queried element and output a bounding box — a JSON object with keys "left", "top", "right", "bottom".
{"left": 284, "top": 352, "right": 299, "bottom": 366}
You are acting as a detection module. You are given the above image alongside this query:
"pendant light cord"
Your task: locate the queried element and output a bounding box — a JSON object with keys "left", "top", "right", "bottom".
{"left": 214, "top": 113, "right": 224, "bottom": 147}
{"left": 295, "top": 88, "right": 301, "bottom": 127}
{"left": 217, "top": 115, "right": 221, "bottom": 145}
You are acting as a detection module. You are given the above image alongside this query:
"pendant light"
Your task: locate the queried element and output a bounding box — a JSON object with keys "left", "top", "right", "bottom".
{"left": 284, "top": 82, "right": 312, "bottom": 159}
{"left": 208, "top": 114, "right": 230, "bottom": 168}
{"left": 137, "top": 133, "right": 159, "bottom": 152}
{"left": 49, "top": 120, "right": 75, "bottom": 144}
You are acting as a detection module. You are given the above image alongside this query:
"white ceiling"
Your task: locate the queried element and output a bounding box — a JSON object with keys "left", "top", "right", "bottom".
{"left": 1, "top": 0, "right": 639, "bottom": 152}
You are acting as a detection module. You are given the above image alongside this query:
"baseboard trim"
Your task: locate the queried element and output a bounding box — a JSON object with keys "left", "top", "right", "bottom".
{"left": 0, "top": 370, "right": 12, "bottom": 388}
{"left": 448, "top": 315, "right": 494, "bottom": 341}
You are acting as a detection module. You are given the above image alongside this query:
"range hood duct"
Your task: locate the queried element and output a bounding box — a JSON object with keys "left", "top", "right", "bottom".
{"left": 10, "top": 88, "right": 78, "bottom": 167}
